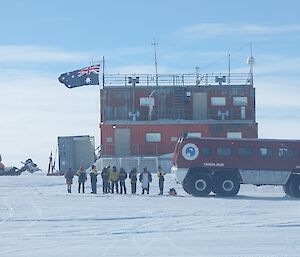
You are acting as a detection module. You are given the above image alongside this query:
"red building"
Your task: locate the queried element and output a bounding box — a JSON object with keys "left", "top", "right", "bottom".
{"left": 99, "top": 73, "right": 258, "bottom": 163}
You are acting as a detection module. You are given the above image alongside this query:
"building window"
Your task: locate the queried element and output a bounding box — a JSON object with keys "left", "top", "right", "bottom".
{"left": 186, "top": 132, "right": 202, "bottom": 138}
{"left": 211, "top": 97, "right": 226, "bottom": 106}
{"left": 278, "top": 148, "right": 294, "bottom": 158}
{"left": 217, "top": 147, "right": 232, "bottom": 156}
{"left": 233, "top": 97, "right": 248, "bottom": 106}
{"left": 258, "top": 147, "right": 273, "bottom": 157}
{"left": 171, "top": 136, "right": 178, "bottom": 142}
{"left": 146, "top": 133, "right": 161, "bottom": 142}
{"left": 237, "top": 147, "right": 252, "bottom": 157}
{"left": 227, "top": 132, "right": 242, "bottom": 139}
{"left": 201, "top": 146, "right": 211, "bottom": 156}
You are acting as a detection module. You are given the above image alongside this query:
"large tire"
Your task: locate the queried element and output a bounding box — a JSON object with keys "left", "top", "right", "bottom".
{"left": 182, "top": 179, "right": 193, "bottom": 194}
{"left": 289, "top": 177, "right": 300, "bottom": 198}
{"left": 183, "top": 173, "right": 212, "bottom": 197}
{"left": 214, "top": 174, "right": 240, "bottom": 197}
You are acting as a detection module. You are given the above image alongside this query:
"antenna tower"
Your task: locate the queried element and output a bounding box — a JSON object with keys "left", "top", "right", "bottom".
{"left": 152, "top": 39, "right": 159, "bottom": 86}
{"left": 247, "top": 43, "right": 255, "bottom": 85}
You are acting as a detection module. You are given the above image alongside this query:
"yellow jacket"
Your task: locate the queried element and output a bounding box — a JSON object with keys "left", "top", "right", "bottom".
{"left": 109, "top": 170, "right": 119, "bottom": 182}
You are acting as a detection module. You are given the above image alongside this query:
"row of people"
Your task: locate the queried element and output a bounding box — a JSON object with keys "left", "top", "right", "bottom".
{"left": 64, "top": 165, "right": 166, "bottom": 195}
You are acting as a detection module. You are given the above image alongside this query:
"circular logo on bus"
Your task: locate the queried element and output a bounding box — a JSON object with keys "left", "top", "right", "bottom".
{"left": 182, "top": 143, "right": 199, "bottom": 160}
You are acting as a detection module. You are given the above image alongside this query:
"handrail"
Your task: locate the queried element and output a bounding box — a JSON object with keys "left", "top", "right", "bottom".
{"left": 103, "top": 73, "right": 253, "bottom": 87}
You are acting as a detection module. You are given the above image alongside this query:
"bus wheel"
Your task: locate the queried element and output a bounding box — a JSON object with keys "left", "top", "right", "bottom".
{"left": 188, "top": 174, "right": 212, "bottom": 197}
{"left": 214, "top": 174, "right": 240, "bottom": 197}
{"left": 182, "top": 178, "right": 193, "bottom": 195}
{"left": 289, "top": 177, "right": 300, "bottom": 198}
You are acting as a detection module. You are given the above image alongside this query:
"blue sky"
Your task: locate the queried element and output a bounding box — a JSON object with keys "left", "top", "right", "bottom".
{"left": 1, "top": 0, "right": 300, "bottom": 169}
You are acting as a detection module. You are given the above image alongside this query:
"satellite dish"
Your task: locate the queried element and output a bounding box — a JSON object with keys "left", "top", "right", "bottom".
{"left": 247, "top": 56, "right": 255, "bottom": 65}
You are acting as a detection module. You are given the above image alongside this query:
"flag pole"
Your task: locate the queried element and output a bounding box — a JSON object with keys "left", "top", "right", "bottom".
{"left": 98, "top": 56, "right": 105, "bottom": 158}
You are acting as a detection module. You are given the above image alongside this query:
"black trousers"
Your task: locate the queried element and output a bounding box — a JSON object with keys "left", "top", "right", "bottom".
{"left": 111, "top": 181, "right": 118, "bottom": 193}
{"left": 103, "top": 180, "right": 109, "bottom": 194}
{"left": 120, "top": 181, "right": 126, "bottom": 194}
{"left": 78, "top": 182, "right": 85, "bottom": 193}
{"left": 67, "top": 184, "right": 72, "bottom": 193}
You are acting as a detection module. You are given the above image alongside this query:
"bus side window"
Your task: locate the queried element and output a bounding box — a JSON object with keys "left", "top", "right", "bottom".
{"left": 217, "top": 147, "right": 232, "bottom": 156}
{"left": 278, "top": 148, "right": 294, "bottom": 158}
{"left": 237, "top": 147, "right": 252, "bottom": 157}
{"left": 258, "top": 147, "right": 273, "bottom": 157}
{"left": 201, "top": 146, "right": 211, "bottom": 156}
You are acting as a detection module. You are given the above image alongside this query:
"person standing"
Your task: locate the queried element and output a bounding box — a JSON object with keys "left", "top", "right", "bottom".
{"left": 139, "top": 167, "right": 152, "bottom": 194}
{"left": 77, "top": 165, "right": 87, "bottom": 193}
{"left": 157, "top": 166, "right": 166, "bottom": 195}
{"left": 64, "top": 168, "right": 74, "bottom": 193}
{"left": 119, "top": 167, "right": 127, "bottom": 194}
{"left": 90, "top": 165, "right": 98, "bottom": 194}
{"left": 109, "top": 166, "right": 119, "bottom": 193}
{"left": 129, "top": 167, "right": 138, "bottom": 194}
{"left": 101, "top": 166, "right": 110, "bottom": 194}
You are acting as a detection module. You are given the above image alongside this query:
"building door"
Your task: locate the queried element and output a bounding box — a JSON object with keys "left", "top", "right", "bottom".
{"left": 193, "top": 92, "right": 207, "bottom": 120}
{"left": 114, "top": 128, "right": 131, "bottom": 156}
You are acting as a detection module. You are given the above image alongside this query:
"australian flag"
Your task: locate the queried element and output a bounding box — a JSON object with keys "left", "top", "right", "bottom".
{"left": 58, "top": 64, "right": 100, "bottom": 88}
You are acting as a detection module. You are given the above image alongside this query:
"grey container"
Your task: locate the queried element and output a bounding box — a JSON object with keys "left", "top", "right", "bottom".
{"left": 58, "top": 135, "right": 95, "bottom": 172}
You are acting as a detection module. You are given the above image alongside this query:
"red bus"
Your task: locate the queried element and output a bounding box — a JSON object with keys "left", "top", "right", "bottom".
{"left": 171, "top": 137, "right": 300, "bottom": 197}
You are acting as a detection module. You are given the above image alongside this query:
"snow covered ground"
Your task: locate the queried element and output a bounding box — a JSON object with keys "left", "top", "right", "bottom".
{"left": 1, "top": 172, "right": 300, "bottom": 257}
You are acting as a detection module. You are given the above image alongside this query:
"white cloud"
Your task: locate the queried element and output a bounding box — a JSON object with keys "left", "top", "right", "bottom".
{"left": 180, "top": 23, "right": 300, "bottom": 38}
{"left": 0, "top": 70, "right": 100, "bottom": 170}
{"left": 0, "top": 45, "right": 90, "bottom": 63}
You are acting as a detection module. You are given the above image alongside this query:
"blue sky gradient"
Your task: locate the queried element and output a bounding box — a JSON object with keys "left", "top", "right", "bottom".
{"left": 1, "top": 0, "right": 300, "bottom": 169}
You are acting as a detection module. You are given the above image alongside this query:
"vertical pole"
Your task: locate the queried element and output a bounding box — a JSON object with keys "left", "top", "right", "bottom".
{"left": 102, "top": 56, "right": 105, "bottom": 88}
{"left": 152, "top": 39, "right": 159, "bottom": 86}
{"left": 132, "top": 80, "right": 136, "bottom": 121}
{"left": 99, "top": 56, "right": 105, "bottom": 153}
{"left": 246, "top": 42, "right": 255, "bottom": 87}
{"left": 195, "top": 66, "right": 200, "bottom": 85}
{"left": 228, "top": 54, "right": 231, "bottom": 86}
{"left": 250, "top": 42, "right": 255, "bottom": 122}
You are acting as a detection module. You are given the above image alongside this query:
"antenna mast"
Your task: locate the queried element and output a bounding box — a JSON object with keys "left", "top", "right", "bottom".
{"left": 152, "top": 39, "right": 159, "bottom": 86}
{"left": 247, "top": 43, "right": 255, "bottom": 85}
{"left": 250, "top": 43, "right": 253, "bottom": 74}
{"left": 228, "top": 53, "right": 231, "bottom": 86}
